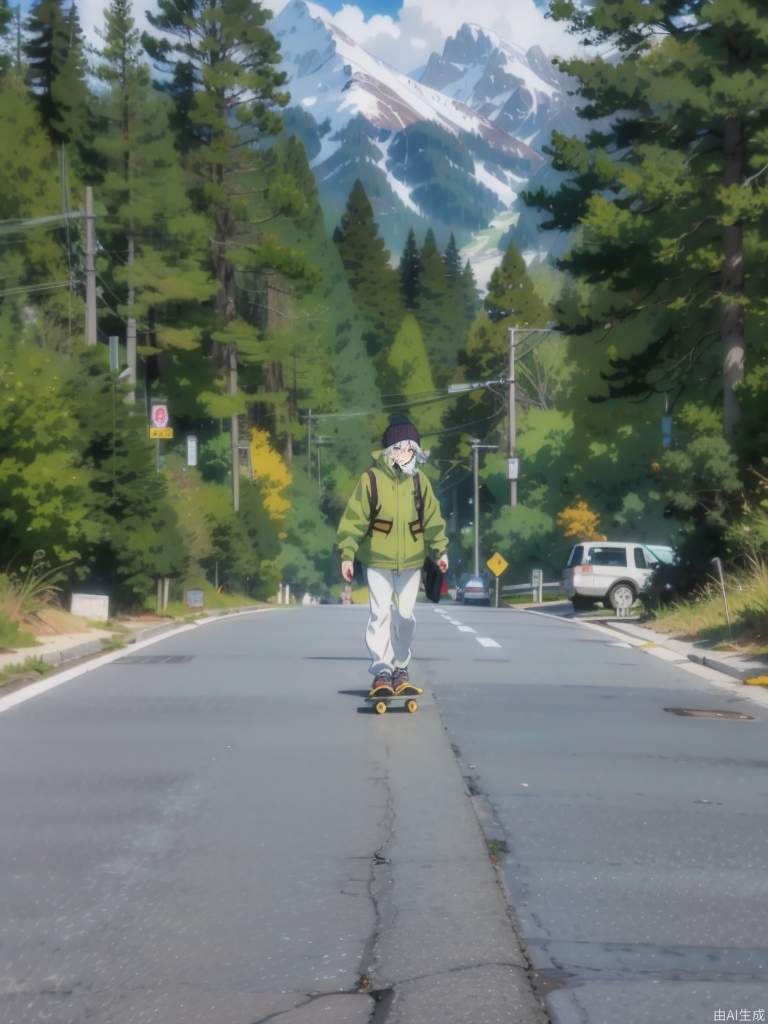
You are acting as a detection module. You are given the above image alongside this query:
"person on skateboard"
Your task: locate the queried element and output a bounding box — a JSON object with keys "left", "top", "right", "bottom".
{"left": 337, "top": 415, "right": 449, "bottom": 698}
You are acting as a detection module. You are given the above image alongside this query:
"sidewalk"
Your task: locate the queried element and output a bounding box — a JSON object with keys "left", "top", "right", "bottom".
{"left": 597, "top": 617, "right": 768, "bottom": 685}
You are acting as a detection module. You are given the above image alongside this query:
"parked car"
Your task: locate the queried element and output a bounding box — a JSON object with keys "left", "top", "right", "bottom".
{"left": 563, "top": 541, "right": 676, "bottom": 611}
{"left": 455, "top": 573, "right": 491, "bottom": 606}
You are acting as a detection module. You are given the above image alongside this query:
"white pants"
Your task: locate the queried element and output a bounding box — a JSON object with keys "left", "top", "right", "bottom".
{"left": 365, "top": 567, "right": 421, "bottom": 677}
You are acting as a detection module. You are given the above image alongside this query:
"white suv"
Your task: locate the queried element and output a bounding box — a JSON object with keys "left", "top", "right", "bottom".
{"left": 563, "top": 541, "right": 675, "bottom": 612}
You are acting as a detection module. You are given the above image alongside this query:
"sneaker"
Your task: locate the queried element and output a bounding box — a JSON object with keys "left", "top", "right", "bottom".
{"left": 392, "top": 667, "right": 422, "bottom": 695}
{"left": 369, "top": 672, "right": 394, "bottom": 697}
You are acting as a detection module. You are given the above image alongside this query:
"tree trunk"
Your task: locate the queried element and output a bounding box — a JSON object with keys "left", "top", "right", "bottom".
{"left": 720, "top": 31, "right": 750, "bottom": 440}
{"left": 126, "top": 234, "right": 137, "bottom": 404}
{"left": 721, "top": 114, "right": 745, "bottom": 440}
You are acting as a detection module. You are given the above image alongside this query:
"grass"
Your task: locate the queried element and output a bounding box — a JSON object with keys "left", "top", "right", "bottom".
{"left": 147, "top": 584, "right": 265, "bottom": 619}
{"left": 502, "top": 592, "right": 566, "bottom": 606}
{"left": 649, "top": 559, "right": 768, "bottom": 655}
{"left": 0, "top": 613, "right": 38, "bottom": 652}
{"left": 0, "top": 656, "right": 52, "bottom": 688}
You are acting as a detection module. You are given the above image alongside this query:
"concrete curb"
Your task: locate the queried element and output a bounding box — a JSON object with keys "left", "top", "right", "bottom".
{"left": 598, "top": 618, "right": 768, "bottom": 685}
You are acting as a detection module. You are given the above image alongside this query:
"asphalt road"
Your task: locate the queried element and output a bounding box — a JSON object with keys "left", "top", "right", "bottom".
{"left": 427, "top": 602, "right": 768, "bottom": 1024}
{"left": 0, "top": 608, "right": 541, "bottom": 1024}
{"left": 1, "top": 603, "right": 766, "bottom": 1024}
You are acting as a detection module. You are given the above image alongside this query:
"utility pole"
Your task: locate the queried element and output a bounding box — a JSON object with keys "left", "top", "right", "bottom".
{"left": 84, "top": 187, "right": 97, "bottom": 346}
{"left": 228, "top": 349, "right": 240, "bottom": 512}
{"left": 307, "top": 408, "right": 312, "bottom": 464}
{"left": 470, "top": 439, "right": 498, "bottom": 578}
{"left": 508, "top": 327, "right": 517, "bottom": 507}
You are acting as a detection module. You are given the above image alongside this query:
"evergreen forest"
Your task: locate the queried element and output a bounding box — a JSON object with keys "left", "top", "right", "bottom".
{"left": 0, "top": 0, "right": 766, "bottom": 637}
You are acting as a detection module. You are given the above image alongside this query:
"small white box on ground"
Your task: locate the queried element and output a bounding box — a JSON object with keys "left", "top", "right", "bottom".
{"left": 70, "top": 593, "right": 110, "bottom": 621}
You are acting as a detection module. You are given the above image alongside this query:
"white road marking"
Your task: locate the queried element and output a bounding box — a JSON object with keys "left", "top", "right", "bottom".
{"left": 476, "top": 638, "right": 502, "bottom": 648}
{"left": 458, "top": 626, "right": 476, "bottom": 633}
{"left": 0, "top": 608, "right": 280, "bottom": 716}
{"left": 608, "top": 641, "right": 632, "bottom": 648}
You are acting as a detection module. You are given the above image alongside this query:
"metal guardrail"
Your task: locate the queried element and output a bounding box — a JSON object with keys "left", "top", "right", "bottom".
{"left": 501, "top": 582, "right": 562, "bottom": 595}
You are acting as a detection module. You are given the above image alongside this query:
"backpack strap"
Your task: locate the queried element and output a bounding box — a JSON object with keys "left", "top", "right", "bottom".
{"left": 412, "top": 472, "right": 424, "bottom": 531}
{"left": 365, "top": 468, "right": 380, "bottom": 537}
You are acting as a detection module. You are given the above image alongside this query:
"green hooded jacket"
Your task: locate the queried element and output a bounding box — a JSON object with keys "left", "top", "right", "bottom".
{"left": 337, "top": 450, "right": 449, "bottom": 571}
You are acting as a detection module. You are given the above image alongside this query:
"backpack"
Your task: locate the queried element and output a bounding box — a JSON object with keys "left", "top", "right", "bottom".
{"left": 354, "top": 469, "right": 442, "bottom": 602}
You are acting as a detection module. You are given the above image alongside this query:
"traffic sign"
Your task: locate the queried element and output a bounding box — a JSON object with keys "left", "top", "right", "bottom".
{"left": 150, "top": 427, "right": 174, "bottom": 440}
{"left": 486, "top": 552, "right": 509, "bottom": 577}
{"left": 507, "top": 458, "right": 520, "bottom": 481}
{"left": 150, "top": 402, "right": 169, "bottom": 429}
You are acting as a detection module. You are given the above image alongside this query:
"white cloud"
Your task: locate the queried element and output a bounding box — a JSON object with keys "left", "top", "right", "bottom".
{"left": 333, "top": 4, "right": 399, "bottom": 42}
{"left": 331, "top": 0, "right": 584, "bottom": 74}
{"left": 79, "top": 0, "right": 583, "bottom": 78}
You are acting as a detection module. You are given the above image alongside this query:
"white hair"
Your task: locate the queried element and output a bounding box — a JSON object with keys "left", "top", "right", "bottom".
{"left": 384, "top": 441, "right": 430, "bottom": 476}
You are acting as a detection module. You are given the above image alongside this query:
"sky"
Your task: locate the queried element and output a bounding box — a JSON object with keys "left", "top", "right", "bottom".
{"left": 76, "top": 0, "right": 581, "bottom": 76}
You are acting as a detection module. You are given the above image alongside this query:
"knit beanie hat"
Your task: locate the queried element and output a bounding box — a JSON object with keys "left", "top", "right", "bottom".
{"left": 382, "top": 414, "right": 420, "bottom": 449}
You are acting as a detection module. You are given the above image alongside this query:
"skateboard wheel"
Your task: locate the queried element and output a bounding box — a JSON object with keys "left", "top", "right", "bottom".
{"left": 374, "top": 701, "right": 388, "bottom": 715}
{"left": 406, "top": 699, "right": 418, "bottom": 714}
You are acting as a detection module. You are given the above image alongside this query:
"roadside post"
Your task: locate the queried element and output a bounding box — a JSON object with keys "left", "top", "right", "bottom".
{"left": 711, "top": 557, "right": 733, "bottom": 640}
{"left": 486, "top": 552, "right": 509, "bottom": 608}
{"left": 531, "top": 568, "right": 543, "bottom": 603}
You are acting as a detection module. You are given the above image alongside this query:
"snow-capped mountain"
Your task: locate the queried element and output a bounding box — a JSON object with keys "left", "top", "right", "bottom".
{"left": 271, "top": 0, "right": 583, "bottom": 279}
{"left": 419, "top": 24, "right": 579, "bottom": 152}
{"left": 273, "top": 0, "right": 538, "bottom": 161}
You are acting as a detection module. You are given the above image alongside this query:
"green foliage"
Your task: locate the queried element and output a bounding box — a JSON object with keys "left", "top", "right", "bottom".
{"left": 660, "top": 404, "right": 743, "bottom": 538}
{"left": 24, "top": 0, "right": 93, "bottom": 159}
{"left": 333, "top": 179, "right": 403, "bottom": 368}
{"left": 0, "top": 73, "right": 74, "bottom": 338}
{"left": 0, "top": 338, "right": 96, "bottom": 566}
{"left": 527, "top": 0, "right": 768, "bottom": 437}
{"left": 386, "top": 315, "right": 443, "bottom": 435}
{"left": 67, "top": 352, "right": 189, "bottom": 605}
{"left": 485, "top": 505, "right": 564, "bottom": 580}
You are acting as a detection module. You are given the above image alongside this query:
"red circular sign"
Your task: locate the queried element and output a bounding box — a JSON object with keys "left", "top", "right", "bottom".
{"left": 151, "top": 404, "right": 169, "bottom": 428}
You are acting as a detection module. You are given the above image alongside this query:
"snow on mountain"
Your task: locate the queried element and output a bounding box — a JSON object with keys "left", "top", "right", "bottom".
{"left": 419, "top": 23, "right": 578, "bottom": 151}
{"left": 272, "top": 0, "right": 538, "bottom": 162}
{"left": 271, "top": 1, "right": 582, "bottom": 275}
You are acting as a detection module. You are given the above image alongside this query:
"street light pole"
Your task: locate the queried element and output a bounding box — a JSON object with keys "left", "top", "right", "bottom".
{"left": 508, "top": 327, "right": 517, "bottom": 507}
{"left": 507, "top": 326, "right": 562, "bottom": 508}
{"left": 470, "top": 439, "right": 499, "bottom": 578}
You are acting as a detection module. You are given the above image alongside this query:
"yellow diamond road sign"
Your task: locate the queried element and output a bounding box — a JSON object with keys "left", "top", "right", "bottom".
{"left": 486, "top": 552, "right": 509, "bottom": 577}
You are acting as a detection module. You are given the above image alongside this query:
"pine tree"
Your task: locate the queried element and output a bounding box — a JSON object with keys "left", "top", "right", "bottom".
{"left": 399, "top": 228, "right": 421, "bottom": 310}
{"left": 443, "top": 234, "right": 462, "bottom": 287}
{"left": 333, "top": 179, "right": 402, "bottom": 366}
{"left": 461, "top": 260, "right": 480, "bottom": 327}
{"left": 484, "top": 241, "right": 548, "bottom": 327}
{"left": 93, "top": 0, "right": 215, "bottom": 396}
{"left": 145, "top": 0, "right": 314, "bottom": 508}
{"left": 386, "top": 314, "right": 443, "bottom": 435}
{"left": 24, "top": 0, "right": 92, "bottom": 154}
{"left": 0, "top": 72, "right": 73, "bottom": 341}
{"left": 0, "top": 0, "right": 11, "bottom": 72}
{"left": 416, "top": 229, "right": 457, "bottom": 384}
{"left": 529, "top": 0, "right": 768, "bottom": 438}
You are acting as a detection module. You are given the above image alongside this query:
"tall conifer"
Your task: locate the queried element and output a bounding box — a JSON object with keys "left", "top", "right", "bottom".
{"left": 24, "top": 0, "right": 91, "bottom": 153}
{"left": 399, "top": 228, "right": 421, "bottom": 310}
{"left": 94, "top": 0, "right": 215, "bottom": 391}
{"left": 416, "top": 229, "right": 455, "bottom": 384}
{"left": 527, "top": 0, "right": 768, "bottom": 438}
{"left": 145, "top": 0, "right": 312, "bottom": 505}
{"left": 333, "top": 179, "right": 402, "bottom": 364}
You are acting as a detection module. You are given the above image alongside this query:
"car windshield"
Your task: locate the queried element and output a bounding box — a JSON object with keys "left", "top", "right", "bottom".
{"left": 645, "top": 545, "right": 676, "bottom": 565}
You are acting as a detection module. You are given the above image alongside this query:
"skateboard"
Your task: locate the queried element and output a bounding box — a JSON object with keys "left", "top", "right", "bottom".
{"left": 365, "top": 690, "right": 422, "bottom": 715}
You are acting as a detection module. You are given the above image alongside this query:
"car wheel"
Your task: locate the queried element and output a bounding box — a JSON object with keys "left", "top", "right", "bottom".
{"left": 608, "top": 582, "right": 636, "bottom": 611}
{"left": 571, "top": 595, "right": 595, "bottom": 611}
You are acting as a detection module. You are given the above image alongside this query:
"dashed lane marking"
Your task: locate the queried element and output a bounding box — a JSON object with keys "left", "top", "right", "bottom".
{"left": 458, "top": 626, "right": 477, "bottom": 633}
{"left": 476, "top": 637, "right": 502, "bottom": 648}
